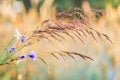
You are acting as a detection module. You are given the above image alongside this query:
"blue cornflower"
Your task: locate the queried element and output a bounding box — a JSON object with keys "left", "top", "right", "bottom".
{"left": 20, "top": 36, "right": 27, "bottom": 43}
{"left": 17, "top": 55, "right": 26, "bottom": 64}
{"left": 19, "top": 55, "right": 26, "bottom": 59}
{"left": 9, "top": 47, "right": 15, "bottom": 52}
{"left": 27, "top": 51, "right": 37, "bottom": 60}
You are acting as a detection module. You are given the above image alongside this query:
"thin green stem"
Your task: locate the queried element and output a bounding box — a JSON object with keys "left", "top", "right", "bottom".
{"left": 0, "top": 36, "right": 16, "bottom": 60}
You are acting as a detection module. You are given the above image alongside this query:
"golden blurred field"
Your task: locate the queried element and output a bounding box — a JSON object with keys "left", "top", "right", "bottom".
{"left": 0, "top": 0, "right": 120, "bottom": 80}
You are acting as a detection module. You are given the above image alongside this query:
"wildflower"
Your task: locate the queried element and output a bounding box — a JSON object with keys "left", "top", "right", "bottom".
{"left": 9, "top": 46, "right": 15, "bottom": 52}
{"left": 15, "top": 28, "right": 27, "bottom": 43}
{"left": 28, "top": 51, "right": 37, "bottom": 60}
{"left": 20, "top": 36, "right": 27, "bottom": 43}
{"left": 17, "top": 55, "right": 26, "bottom": 64}
{"left": 19, "top": 55, "right": 26, "bottom": 59}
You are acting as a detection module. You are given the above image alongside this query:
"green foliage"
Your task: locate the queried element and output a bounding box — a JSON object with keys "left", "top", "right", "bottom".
{"left": 88, "top": 0, "right": 120, "bottom": 9}
{"left": 0, "top": 36, "right": 17, "bottom": 64}
{"left": 15, "top": 0, "right": 120, "bottom": 12}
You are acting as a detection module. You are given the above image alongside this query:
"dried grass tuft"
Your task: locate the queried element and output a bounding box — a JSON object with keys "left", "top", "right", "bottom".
{"left": 27, "top": 7, "right": 112, "bottom": 62}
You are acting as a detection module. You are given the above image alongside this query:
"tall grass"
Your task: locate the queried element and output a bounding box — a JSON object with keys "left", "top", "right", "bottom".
{"left": 0, "top": 1, "right": 119, "bottom": 80}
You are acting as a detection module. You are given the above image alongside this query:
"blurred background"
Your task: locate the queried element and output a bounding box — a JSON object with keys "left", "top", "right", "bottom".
{"left": 0, "top": 0, "right": 120, "bottom": 80}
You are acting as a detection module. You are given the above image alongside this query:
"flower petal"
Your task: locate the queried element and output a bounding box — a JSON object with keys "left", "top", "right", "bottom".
{"left": 19, "top": 55, "right": 26, "bottom": 59}
{"left": 9, "top": 46, "right": 15, "bottom": 52}
{"left": 20, "top": 36, "right": 27, "bottom": 43}
{"left": 28, "top": 51, "right": 37, "bottom": 60}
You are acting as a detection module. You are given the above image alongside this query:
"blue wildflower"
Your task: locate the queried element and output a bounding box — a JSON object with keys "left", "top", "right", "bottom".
{"left": 9, "top": 47, "right": 15, "bottom": 52}
{"left": 19, "top": 55, "right": 26, "bottom": 59}
{"left": 20, "top": 36, "right": 27, "bottom": 43}
{"left": 28, "top": 51, "right": 37, "bottom": 60}
{"left": 17, "top": 55, "right": 26, "bottom": 64}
